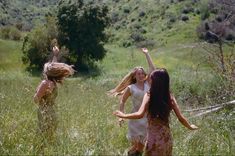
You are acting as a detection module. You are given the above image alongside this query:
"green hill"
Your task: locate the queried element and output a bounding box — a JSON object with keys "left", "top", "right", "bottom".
{"left": 0, "top": 0, "right": 57, "bottom": 30}
{"left": 0, "top": 0, "right": 204, "bottom": 44}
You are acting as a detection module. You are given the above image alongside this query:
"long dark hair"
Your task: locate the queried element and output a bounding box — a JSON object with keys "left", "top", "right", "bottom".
{"left": 148, "top": 68, "right": 171, "bottom": 123}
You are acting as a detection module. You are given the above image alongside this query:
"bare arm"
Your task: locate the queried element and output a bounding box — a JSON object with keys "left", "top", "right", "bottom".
{"left": 141, "top": 48, "right": 155, "bottom": 84}
{"left": 119, "top": 87, "right": 131, "bottom": 112}
{"left": 118, "top": 87, "right": 131, "bottom": 126}
{"left": 171, "top": 95, "right": 198, "bottom": 130}
{"left": 141, "top": 48, "right": 155, "bottom": 74}
{"left": 52, "top": 46, "right": 59, "bottom": 62}
{"left": 114, "top": 93, "right": 149, "bottom": 119}
{"left": 33, "top": 80, "right": 54, "bottom": 103}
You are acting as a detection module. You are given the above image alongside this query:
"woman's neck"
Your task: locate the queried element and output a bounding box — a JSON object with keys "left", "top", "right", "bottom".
{"left": 135, "top": 81, "right": 144, "bottom": 86}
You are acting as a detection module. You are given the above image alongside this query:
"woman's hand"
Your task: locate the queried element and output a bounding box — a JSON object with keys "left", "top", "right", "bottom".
{"left": 52, "top": 46, "right": 60, "bottom": 56}
{"left": 141, "top": 47, "right": 148, "bottom": 54}
{"left": 190, "top": 124, "right": 199, "bottom": 130}
{"left": 118, "top": 118, "right": 124, "bottom": 127}
{"left": 113, "top": 110, "right": 125, "bottom": 118}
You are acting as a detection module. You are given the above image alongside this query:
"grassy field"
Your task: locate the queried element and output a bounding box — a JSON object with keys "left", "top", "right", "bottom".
{"left": 0, "top": 38, "right": 234, "bottom": 155}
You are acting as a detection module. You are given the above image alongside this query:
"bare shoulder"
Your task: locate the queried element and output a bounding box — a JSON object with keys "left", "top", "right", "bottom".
{"left": 38, "top": 80, "right": 55, "bottom": 91}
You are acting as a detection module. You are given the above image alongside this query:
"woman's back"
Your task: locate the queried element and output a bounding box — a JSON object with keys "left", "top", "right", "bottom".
{"left": 38, "top": 80, "right": 58, "bottom": 106}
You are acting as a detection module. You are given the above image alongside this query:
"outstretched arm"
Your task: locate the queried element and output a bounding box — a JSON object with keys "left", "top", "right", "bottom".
{"left": 114, "top": 93, "right": 149, "bottom": 119}
{"left": 171, "top": 95, "right": 198, "bottom": 130}
{"left": 118, "top": 87, "right": 131, "bottom": 126}
{"left": 119, "top": 87, "right": 131, "bottom": 112}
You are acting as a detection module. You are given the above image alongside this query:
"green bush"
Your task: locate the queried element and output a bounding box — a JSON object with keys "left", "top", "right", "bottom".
{"left": 57, "top": 0, "right": 110, "bottom": 71}
{"left": 0, "top": 26, "right": 22, "bottom": 40}
{"left": 22, "top": 16, "right": 58, "bottom": 72}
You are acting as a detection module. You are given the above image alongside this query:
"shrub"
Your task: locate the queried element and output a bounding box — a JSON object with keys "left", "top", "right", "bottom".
{"left": 22, "top": 16, "right": 58, "bottom": 72}
{"left": 139, "top": 11, "right": 146, "bottom": 17}
{"left": 0, "top": 26, "right": 21, "bottom": 40}
{"left": 122, "top": 40, "right": 132, "bottom": 48}
{"left": 181, "top": 15, "right": 189, "bottom": 21}
{"left": 130, "top": 33, "right": 145, "bottom": 42}
{"left": 111, "top": 12, "right": 119, "bottom": 23}
{"left": 135, "top": 39, "right": 155, "bottom": 48}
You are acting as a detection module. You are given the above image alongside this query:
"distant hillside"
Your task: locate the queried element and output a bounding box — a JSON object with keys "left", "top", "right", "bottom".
{"left": 104, "top": 0, "right": 203, "bottom": 46}
{"left": 0, "top": 0, "right": 57, "bottom": 30}
{"left": 0, "top": 0, "right": 205, "bottom": 45}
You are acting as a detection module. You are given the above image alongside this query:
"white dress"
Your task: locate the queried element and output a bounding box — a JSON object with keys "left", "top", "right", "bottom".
{"left": 127, "top": 82, "right": 150, "bottom": 144}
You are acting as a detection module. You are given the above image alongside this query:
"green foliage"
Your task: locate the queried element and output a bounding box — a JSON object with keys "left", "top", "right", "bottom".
{"left": 0, "top": 26, "right": 21, "bottom": 41}
{"left": 21, "top": 16, "right": 58, "bottom": 72}
{"left": 57, "top": 0, "right": 110, "bottom": 71}
{"left": 0, "top": 0, "right": 58, "bottom": 30}
{"left": 199, "top": 0, "right": 210, "bottom": 20}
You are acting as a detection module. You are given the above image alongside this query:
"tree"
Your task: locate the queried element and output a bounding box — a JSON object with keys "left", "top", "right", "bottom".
{"left": 196, "top": 0, "right": 235, "bottom": 103}
{"left": 22, "top": 16, "right": 58, "bottom": 72}
{"left": 57, "top": 0, "right": 110, "bottom": 71}
{"left": 197, "top": 0, "right": 235, "bottom": 76}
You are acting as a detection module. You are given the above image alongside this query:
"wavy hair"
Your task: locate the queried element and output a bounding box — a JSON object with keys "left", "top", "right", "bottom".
{"left": 148, "top": 68, "right": 171, "bottom": 123}
{"left": 108, "top": 67, "right": 147, "bottom": 96}
{"left": 43, "top": 62, "right": 75, "bottom": 83}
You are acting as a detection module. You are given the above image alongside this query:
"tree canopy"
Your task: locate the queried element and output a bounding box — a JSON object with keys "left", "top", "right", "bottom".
{"left": 57, "top": 0, "right": 110, "bottom": 71}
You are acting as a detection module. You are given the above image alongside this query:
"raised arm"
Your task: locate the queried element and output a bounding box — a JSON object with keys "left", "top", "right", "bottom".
{"left": 171, "top": 95, "right": 198, "bottom": 130}
{"left": 141, "top": 48, "right": 155, "bottom": 74}
{"left": 52, "top": 46, "right": 60, "bottom": 62}
{"left": 114, "top": 93, "right": 149, "bottom": 119}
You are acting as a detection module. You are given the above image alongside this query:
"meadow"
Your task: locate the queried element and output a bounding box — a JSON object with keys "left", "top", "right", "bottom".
{"left": 0, "top": 38, "right": 234, "bottom": 155}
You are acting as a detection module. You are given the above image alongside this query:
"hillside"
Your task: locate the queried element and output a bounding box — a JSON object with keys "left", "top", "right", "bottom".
{"left": 105, "top": 0, "right": 203, "bottom": 46}
{"left": 0, "top": 0, "right": 204, "bottom": 44}
{"left": 0, "top": 0, "right": 57, "bottom": 30}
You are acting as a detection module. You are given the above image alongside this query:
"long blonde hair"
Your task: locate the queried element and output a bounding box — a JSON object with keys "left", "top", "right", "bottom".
{"left": 108, "top": 67, "right": 147, "bottom": 97}
{"left": 43, "top": 62, "right": 75, "bottom": 83}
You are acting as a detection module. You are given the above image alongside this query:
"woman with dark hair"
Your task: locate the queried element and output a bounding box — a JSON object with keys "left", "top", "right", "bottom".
{"left": 114, "top": 68, "right": 198, "bottom": 155}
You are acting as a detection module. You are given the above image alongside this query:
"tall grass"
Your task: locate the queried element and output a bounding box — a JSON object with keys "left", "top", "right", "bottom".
{"left": 0, "top": 39, "right": 234, "bottom": 155}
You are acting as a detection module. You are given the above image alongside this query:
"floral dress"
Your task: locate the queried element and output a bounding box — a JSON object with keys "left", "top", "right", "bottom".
{"left": 144, "top": 117, "right": 173, "bottom": 156}
{"left": 38, "top": 83, "right": 58, "bottom": 137}
{"left": 127, "top": 82, "right": 150, "bottom": 144}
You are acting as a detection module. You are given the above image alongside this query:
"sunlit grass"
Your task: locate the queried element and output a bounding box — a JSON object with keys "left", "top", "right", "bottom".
{"left": 0, "top": 39, "right": 234, "bottom": 155}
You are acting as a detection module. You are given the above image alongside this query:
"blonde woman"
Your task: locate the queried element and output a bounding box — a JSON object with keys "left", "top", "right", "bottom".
{"left": 114, "top": 69, "right": 198, "bottom": 156}
{"left": 34, "top": 62, "right": 74, "bottom": 140}
{"left": 109, "top": 48, "right": 155, "bottom": 155}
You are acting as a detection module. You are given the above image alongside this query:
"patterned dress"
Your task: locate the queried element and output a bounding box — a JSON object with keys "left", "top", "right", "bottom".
{"left": 145, "top": 117, "right": 173, "bottom": 156}
{"left": 38, "top": 83, "right": 58, "bottom": 137}
{"left": 127, "top": 82, "right": 150, "bottom": 144}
